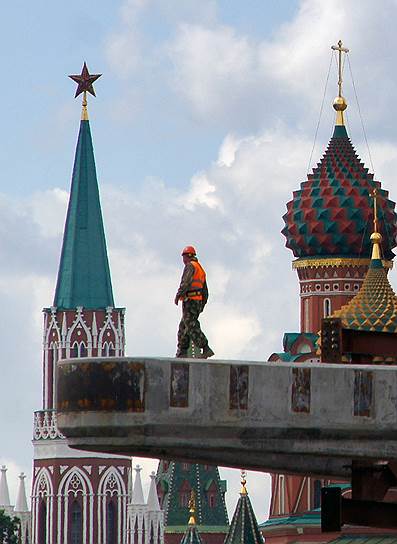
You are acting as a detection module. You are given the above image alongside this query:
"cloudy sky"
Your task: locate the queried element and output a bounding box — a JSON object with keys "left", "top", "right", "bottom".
{"left": 2, "top": 0, "right": 397, "bottom": 523}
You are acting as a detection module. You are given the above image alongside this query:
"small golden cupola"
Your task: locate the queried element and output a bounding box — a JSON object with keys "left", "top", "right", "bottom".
{"left": 333, "top": 188, "right": 397, "bottom": 335}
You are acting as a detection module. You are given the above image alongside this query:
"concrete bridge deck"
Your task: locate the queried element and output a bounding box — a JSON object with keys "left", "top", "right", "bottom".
{"left": 56, "top": 357, "right": 397, "bottom": 479}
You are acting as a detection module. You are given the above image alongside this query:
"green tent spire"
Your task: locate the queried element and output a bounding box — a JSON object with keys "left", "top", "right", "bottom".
{"left": 224, "top": 473, "right": 263, "bottom": 544}
{"left": 54, "top": 118, "right": 114, "bottom": 309}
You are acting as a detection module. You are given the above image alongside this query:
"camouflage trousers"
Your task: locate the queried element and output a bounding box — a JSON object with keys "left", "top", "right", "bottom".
{"left": 177, "top": 299, "right": 208, "bottom": 352}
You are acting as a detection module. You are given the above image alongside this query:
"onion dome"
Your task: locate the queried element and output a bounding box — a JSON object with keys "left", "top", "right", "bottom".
{"left": 333, "top": 228, "right": 397, "bottom": 333}
{"left": 282, "top": 40, "right": 397, "bottom": 262}
{"left": 282, "top": 125, "right": 397, "bottom": 261}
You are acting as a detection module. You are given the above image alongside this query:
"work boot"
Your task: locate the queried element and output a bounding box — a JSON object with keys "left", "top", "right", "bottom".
{"left": 176, "top": 348, "right": 188, "bottom": 358}
{"left": 201, "top": 345, "right": 214, "bottom": 359}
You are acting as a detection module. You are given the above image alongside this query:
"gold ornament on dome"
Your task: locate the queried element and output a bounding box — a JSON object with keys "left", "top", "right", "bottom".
{"left": 331, "top": 39, "right": 349, "bottom": 125}
{"left": 292, "top": 257, "right": 393, "bottom": 270}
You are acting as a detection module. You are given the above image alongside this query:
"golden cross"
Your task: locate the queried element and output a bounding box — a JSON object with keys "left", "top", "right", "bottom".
{"left": 370, "top": 188, "right": 379, "bottom": 233}
{"left": 331, "top": 40, "right": 349, "bottom": 98}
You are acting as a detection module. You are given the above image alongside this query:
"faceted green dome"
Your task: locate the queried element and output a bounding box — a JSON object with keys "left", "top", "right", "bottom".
{"left": 282, "top": 126, "right": 397, "bottom": 260}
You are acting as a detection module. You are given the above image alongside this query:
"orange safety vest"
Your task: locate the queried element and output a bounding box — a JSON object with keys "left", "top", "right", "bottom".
{"left": 187, "top": 261, "right": 206, "bottom": 300}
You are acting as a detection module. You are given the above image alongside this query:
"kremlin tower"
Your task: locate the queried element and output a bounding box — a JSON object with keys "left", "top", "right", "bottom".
{"left": 30, "top": 64, "right": 131, "bottom": 543}
{"left": 264, "top": 40, "right": 397, "bottom": 539}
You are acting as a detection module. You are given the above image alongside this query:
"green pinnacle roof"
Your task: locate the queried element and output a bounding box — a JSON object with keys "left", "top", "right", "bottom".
{"left": 180, "top": 525, "right": 204, "bottom": 544}
{"left": 54, "top": 119, "right": 114, "bottom": 309}
{"left": 224, "top": 490, "right": 263, "bottom": 544}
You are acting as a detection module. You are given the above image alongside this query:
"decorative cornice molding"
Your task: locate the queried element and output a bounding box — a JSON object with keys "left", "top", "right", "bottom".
{"left": 292, "top": 257, "right": 393, "bottom": 270}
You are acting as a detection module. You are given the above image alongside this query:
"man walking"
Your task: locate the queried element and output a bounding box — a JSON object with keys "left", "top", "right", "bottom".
{"left": 174, "top": 246, "right": 214, "bottom": 359}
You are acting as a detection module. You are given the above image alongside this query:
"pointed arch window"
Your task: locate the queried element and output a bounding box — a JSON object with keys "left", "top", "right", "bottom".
{"left": 70, "top": 500, "right": 83, "bottom": 544}
{"left": 51, "top": 342, "right": 59, "bottom": 363}
{"left": 103, "top": 341, "right": 115, "bottom": 357}
{"left": 304, "top": 299, "right": 309, "bottom": 332}
{"left": 206, "top": 480, "right": 217, "bottom": 508}
{"left": 106, "top": 501, "right": 116, "bottom": 544}
{"left": 71, "top": 343, "right": 79, "bottom": 359}
{"left": 71, "top": 342, "right": 87, "bottom": 358}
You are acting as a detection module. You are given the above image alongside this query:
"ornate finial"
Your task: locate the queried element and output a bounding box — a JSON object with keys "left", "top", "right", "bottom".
{"left": 188, "top": 490, "right": 196, "bottom": 526}
{"left": 240, "top": 470, "right": 248, "bottom": 495}
{"left": 370, "top": 188, "right": 383, "bottom": 260}
{"left": 331, "top": 40, "right": 349, "bottom": 126}
{"left": 69, "top": 62, "right": 102, "bottom": 121}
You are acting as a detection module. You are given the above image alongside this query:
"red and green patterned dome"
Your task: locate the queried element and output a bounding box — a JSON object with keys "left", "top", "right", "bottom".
{"left": 282, "top": 125, "right": 397, "bottom": 261}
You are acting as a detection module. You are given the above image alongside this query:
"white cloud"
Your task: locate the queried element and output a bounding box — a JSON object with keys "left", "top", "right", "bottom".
{"left": 165, "top": 0, "right": 397, "bottom": 134}
{"left": 168, "top": 23, "right": 258, "bottom": 119}
{"left": 178, "top": 173, "right": 221, "bottom": 211}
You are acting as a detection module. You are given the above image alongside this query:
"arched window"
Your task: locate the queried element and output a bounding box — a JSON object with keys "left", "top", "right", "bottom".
{"left": 80, "top": 343, "right": 87, "bottom": 357}
{"left": 180, "top": 492, "right": 190, "bottom": 507}
{"left": 304, "top": 299, "right": 310, "bottom": 332}
{"left": 106, "top": 501, "right": 116, "bottom": 544}
{"left": 71, "top": 343, "right": 79, "bottom": 359}
{"left": 38, "top": 499, "right": 47, "bottom": 544}
{"left": 324, "top": 298, "right": 331, "bottom": 317}
{"left": 52, "top": 343, "right": 58, "bottom": 364}
{"left": 179, "top": 479, "right": 191, "bottom": 507}
{"left": 70, "top": 500, "right": 83, "bottom": 544}
{"left": 108, "top": 343, "right": 115, "bottom": 356}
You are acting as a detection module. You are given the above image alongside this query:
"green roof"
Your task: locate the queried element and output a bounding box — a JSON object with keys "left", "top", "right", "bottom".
{"left": 180, "top": 526, "right": 204, "bottom": 544}
{"left": 260, "top": 509, "right": 321, "bottom": 529}
{"left": 225, "top": 492, "right": 263, "bottom": 544}
{"left": 165, "top": 526, "right": 229, "bottom": 533}
{"left": 54, "top": 119, "right": 114, "bottom": 309}
{"left": 156, "top": 461, "right": 229, "bottom": 528}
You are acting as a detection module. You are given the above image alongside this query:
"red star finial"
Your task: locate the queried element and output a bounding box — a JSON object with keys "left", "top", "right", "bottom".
{"left": 69, "top": 62, "right": 101, "bottom": 98}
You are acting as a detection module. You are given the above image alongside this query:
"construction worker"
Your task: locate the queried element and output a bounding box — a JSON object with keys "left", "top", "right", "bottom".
{"left": 174, "top": 246, "right": 214, "bottom": 359}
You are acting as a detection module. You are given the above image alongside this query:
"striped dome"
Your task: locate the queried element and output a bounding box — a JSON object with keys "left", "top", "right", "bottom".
{"left": 282, "top": 126, "right": 397, "bottom": 260}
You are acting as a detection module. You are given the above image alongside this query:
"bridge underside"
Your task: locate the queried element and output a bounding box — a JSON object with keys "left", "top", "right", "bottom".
{"left": 56, "top": 356, "right": 397, "bottom": 478}
{"left": 56, "top": 356, "right": 397, "bottom": 530}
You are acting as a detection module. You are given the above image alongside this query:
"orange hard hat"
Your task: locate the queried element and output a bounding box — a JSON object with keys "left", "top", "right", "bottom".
{"left": 181, "top": 245, "right": 196, "bottom": 256}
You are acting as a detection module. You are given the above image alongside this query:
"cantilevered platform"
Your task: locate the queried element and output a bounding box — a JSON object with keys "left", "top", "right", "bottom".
{"left": 56, "top": 356, "right": 397, "bottom": 480}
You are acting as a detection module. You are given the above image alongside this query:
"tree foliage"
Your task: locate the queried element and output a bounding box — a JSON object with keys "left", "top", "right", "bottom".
{"left": 0, "top": 509, "right": 20, "bottom": 544}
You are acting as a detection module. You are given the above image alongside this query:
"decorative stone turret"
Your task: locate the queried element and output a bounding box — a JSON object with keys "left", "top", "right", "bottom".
{"left": 0, "top": 465, "right": 12, "bottom": 515}
{"left": 0, "top": 467, "right": 31, "bottom": 543}
{"left": 127, "top": 465, "right": 164, "bottom": 544}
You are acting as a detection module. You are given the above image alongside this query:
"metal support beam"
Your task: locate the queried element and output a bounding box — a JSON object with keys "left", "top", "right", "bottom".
{"left": 322, "top": 489, "right": 397, "bottom": 531}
